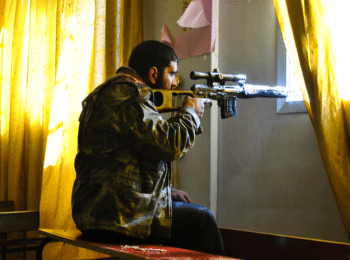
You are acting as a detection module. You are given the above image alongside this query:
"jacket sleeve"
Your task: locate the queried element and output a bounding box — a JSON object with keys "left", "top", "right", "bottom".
{"left": 109, "top": 95, "right": 202, "bottom": 162}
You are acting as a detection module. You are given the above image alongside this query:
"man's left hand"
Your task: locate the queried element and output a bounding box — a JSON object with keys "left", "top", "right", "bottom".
{"left": 171, "top": 188, "right": 192, "bottom": 203}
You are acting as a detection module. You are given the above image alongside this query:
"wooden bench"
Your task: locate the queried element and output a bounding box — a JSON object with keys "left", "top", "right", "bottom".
{"left": 36, "top": 227, "right": 350, "bottom": 259}
{"left": 0, "top": 201, "right": 44, "bottom": 260}
{"left": 36, "top": 229, "right": 240, "bottom": 260}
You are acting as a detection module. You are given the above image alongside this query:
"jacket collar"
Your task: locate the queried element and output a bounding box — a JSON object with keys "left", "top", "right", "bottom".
{"left": 115, "top": 66, "right": 153, "bottom": 101}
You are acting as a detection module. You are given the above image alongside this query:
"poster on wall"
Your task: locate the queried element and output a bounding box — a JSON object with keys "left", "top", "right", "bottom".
{"left": 161, "top": 0, "right": 217, "bottom": 59}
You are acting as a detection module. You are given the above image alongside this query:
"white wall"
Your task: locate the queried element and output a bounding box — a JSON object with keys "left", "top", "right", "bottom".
{"left": 144, "top": 0, "right": 348, "bottom": 243}
{"left": 217, "top": 0, "right": 348, "bottom": 243}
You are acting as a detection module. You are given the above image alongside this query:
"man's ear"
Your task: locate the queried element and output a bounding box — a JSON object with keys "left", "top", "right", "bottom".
{"left": 148, "top": 66, "right": 159, "bottom": 85}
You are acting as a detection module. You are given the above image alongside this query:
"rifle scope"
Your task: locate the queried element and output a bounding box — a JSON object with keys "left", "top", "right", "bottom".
{"left": 190, "top": 69, "right": 246, "bottom": 84}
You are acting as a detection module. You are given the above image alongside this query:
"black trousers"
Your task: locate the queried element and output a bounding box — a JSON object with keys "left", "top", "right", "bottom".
{"left": 169, "top": 201, "right": 225, "bottom": 256}
{"left": 82, "top": 201, "right": 225, "bottom": 256}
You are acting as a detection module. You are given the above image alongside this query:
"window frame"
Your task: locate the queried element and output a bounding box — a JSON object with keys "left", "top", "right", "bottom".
{"left": 276, "top": 24, "right": 307, "bottom": 114}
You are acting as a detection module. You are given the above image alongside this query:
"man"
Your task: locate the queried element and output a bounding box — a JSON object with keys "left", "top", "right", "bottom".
{"left": 71, "top": 40, "right": 225, "bottom": 256}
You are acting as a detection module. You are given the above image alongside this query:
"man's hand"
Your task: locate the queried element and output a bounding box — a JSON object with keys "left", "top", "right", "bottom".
{"left": 183, "top": 96, "right": 209, "bottom": 118}
{"left": 171, "top": 188, "right": 192, "bottom": 203}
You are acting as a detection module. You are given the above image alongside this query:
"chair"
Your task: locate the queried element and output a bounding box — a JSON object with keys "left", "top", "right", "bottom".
{"left": 0, "top": 201, "right": 44, "bottom": 260}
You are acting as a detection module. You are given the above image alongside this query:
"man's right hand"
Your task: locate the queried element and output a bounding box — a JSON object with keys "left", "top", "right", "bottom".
{"left": 183, "top": 96, "right": 207, "bottom": 118}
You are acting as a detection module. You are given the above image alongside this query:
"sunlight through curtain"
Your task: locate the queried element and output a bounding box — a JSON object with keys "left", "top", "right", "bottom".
{"left": 0, "top": 0, "right": 56, "bottom": 212}
{"left": 0, "top": 0, "right": 143, "bottom": 259}
{"left": 273, "top": 0, "right": 350, "bottom": 239}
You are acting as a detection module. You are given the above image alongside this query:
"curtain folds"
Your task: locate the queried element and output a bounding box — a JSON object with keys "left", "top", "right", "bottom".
{"left": 0, "top": 0, "right": 143, "bottom": 259}
{"left": 273, "top": 0, "right": 350, "bottom": 239}
{"left": 119, "top": 0, "right": 144, "bottom": 67}
{"left": 0, "top": 0, "right": 56, "bottom": 212}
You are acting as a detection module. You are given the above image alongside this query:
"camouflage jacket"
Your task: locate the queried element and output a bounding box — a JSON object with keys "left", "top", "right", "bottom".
{"left": 71, "top": 66, "right": 202, "bottom": 239}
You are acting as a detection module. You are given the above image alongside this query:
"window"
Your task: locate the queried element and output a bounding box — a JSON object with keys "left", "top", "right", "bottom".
{"left": 276, "top": 24, "right": 307, "bottom": 114}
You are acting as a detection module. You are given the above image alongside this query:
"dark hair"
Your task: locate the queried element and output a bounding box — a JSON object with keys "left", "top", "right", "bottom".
{"left": 128, "top": 40, "right": 179, "bottom": 81}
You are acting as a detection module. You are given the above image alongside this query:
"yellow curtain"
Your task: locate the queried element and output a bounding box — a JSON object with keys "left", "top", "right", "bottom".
{"left": 273, "top": 0, "right": 350, "bottom": 239}
{"left": 0, "top": 0, "right": 56, "bottom": 212}
{"left": 0, "top": 0, "right": 143, "bottom": 259}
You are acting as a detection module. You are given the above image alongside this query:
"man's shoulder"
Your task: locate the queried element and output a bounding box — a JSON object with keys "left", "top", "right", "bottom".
{"left": 83, "top": 66, "right": 153, "bottom": 107}
{"left": 101, "top": 81, "right": 152, "bottom": 101}
{"left": 100, "top": 67, "right": 152, "bottom": 100}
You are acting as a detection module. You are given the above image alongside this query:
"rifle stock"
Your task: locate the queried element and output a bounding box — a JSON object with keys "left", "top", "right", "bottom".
{"left": 153, "top": 89, "right": 194, "bottom": 113}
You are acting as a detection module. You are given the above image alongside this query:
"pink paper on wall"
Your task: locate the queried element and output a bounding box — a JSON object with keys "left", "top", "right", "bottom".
{"left": 173, "top": 0, "right": 217, "bottom": 59}
{"left": 174, "top": 26, "right": 214, "bottom": 59}
{"left": 160, "top": 24, "right": 174, "bottom": 48}
{"left": 177, "top": 0, "right": 210, "bottom": 28}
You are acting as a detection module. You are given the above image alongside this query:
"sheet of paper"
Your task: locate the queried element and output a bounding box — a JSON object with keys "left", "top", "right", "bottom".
{"left": 177, "top": 0, "right": 210, "bottom": 28}
{"left": 174, "top": 26, "right": 214, "bottom": 59}
{"left": 160, "top": 0, "right": 217, "bottom": 59}
{"left": 160, "top": 24, "right": 174, "bottom": 47}
{"left": 174, "top": 0, "right": 217, "bottom": 59}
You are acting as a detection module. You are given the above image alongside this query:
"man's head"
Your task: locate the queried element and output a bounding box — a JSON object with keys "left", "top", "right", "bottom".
{"left": 129, "top": 40, "right": 179, "bottom": 89}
